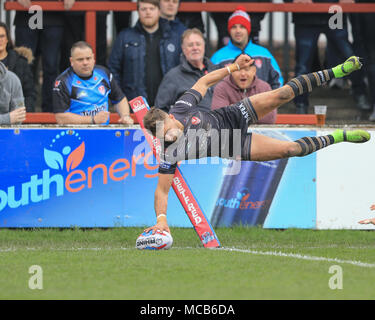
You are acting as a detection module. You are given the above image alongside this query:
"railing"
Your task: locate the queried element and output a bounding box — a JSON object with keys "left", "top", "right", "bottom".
{"left": 5, "top": 2, "right": 375, "bottom": 57}
{"left": 22, "top": 112, "right": 319, "bottom": 125}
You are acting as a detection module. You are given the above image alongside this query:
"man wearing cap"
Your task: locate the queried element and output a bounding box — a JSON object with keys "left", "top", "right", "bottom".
{"left": 211, "top": 6, "right": 283, "bottom": 90}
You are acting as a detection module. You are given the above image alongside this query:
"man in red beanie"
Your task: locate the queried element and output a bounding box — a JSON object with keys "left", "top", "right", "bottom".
{"left": 211, "top": 6, "right": 283, "bottom": 91}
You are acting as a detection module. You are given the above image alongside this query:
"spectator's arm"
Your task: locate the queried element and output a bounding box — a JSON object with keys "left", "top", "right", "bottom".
{"left": 1, "top": 74, "right": 26, "bottom": 124}
{"left": 115, "top": 97, "right": 133, "bottom": 124}
{"left": 266, "top": 53, "right": 284, "bottom": 89}
{"left": 55, "top": 111, "right": 110, "bottom": 125}
{"left": 9, "top": 73, "right": 25, "bottom": 110}
{"left": 55, "top": 112, "right": 93, "bottom": 124}
{"left": 21, "top": 64, "right": 37, "bottom": 112}
{"left": 0, "top": 113, "right": 11, "bottom": 124}
{"left": 108, "top": 35, "right": 124, "bottom": 86}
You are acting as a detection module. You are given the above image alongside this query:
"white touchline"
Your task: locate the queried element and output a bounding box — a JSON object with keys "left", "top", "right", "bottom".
{"left": 220, "top": 247, "right": 375, "bottom": 269}
{"left": 1, "top": 246, "right": 374, "bottom": 268}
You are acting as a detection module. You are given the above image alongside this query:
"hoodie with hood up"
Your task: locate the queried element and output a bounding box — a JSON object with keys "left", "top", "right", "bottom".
{"left": 0, "top": 62, "right": 25, "bottom": 124}
{"left": 212, "top": 74, "right": 277, "bottom": 124}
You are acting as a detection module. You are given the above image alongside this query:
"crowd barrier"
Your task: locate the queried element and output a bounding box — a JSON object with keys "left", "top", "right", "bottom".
{"left": 1, "top": 126, "right": 373, "bottom": 230}
{"left": 23, "top": 112, "right": 319, "bottom": 125}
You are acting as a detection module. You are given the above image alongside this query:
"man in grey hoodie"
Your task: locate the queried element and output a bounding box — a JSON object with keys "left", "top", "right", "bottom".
{"left": 0, "top": 61, "right": 26, "bottom": 124}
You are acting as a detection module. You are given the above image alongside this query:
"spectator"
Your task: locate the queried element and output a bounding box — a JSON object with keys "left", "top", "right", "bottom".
{"left": 0, "top": 61, "right": 26, "bottom": 125}
{"left": 108, "top": 0, "right": 182, "bottom": 106}
{"left": 285, "top": 0, "right": 370, "bottom": 114}
{"left": 211, "top": 6, "right": 283, "bottom": 90}
{"left": 212, "top": 54, "right": 276, "bottom": 124}
{"left": 0, "top": 22, "right": 36, "bottom": 112}
{"left": 207, "top": 0, "right": 270, "bottom": 50}
{"left": 159, "top": 0, "right": 186, "bottom": 39}
{"left": 348, "top": 1, "right": 375, "bottom": 121}
{"left": 13, "top": 0, "right": 74, "bottom": 112}
{"left": 53, "top": 41, "right": 133, "bottom": 125}
{"left": 155, "top": 28, "right": 217, "bottom": 112}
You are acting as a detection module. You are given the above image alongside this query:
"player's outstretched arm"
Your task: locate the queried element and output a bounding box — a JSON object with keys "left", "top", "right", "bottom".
{"left": 144, "top": 173, "right": 174, "bottom": 234}
{"left": 192, "top": 54, "right": 253, "bottom": 98}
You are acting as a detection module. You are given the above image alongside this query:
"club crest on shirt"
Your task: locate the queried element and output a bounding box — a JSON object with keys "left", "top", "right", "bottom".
{"left": 98, "top": 85, "right": 105, "bottom": 95}
{"left": 191, "top": 116, "right": 201, "bottom": 125}
{"left": 255, "top": 58, "right": 262, "bottom": 68}
{"left": 54, "top": 80, "right": 60, "bottom": 88}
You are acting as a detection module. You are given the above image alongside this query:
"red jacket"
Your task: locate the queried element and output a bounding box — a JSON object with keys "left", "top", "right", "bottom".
{"left": 212, "top": 75, "right": 277, "bottom": 124}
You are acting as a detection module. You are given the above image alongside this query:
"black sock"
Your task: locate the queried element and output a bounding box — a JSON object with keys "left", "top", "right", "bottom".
{"left": 287, "top": 69, "right": 335, "bottom": 97}
{"left": 295, "top": 135, "right": 335, "bottom": 157}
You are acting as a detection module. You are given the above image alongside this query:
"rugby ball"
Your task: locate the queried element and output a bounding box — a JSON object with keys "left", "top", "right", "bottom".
{"left": 136, "top": 230, "right": 173, "bottom": 250}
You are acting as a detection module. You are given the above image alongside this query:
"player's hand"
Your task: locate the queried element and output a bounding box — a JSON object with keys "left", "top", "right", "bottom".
{"left": 64, "top": 0, "right": 75, "bottom": 10}
{"left": 17, "top": 0, "right": 32, "bottom": 8}
{"left": 118, "top": 115, "right": 134, "bottom": 125}
{"left": 94, "top": 111, "right": 110, "bottom": 124}
{"left": 236, "top": 54, "right": 254, "bottom": 70}
{"left": 144, "top": 221, "right": 171, "bottom": 235}
{"left": 9, "top": 107, "right": 26, "bottom": 124}
{"left": 358, "top": 218, "right": 375, "bottom": 225}
{"left": 370, "top": 204, "right": 375, "bottom": 211}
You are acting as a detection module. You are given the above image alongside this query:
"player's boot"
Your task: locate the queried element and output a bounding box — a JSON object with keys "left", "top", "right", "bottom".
{"left": 332, "top": 129, "right": 371, "bottom": 143}
{"left": 332, "top": 56, "right": 363, "bottom": 78}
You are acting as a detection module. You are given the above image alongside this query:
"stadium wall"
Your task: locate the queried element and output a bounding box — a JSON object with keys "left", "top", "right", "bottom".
{"left": 0, "top": 127, "right": 371, "bottom": 229}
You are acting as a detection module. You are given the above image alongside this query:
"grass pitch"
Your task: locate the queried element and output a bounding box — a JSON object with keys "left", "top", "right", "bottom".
{"left": 0, "top": 227, "right": 374, "bottom": 300}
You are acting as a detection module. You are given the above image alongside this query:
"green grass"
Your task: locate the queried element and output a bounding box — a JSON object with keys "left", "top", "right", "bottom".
{"left": 0, "top": 227, "right": 375, "bottom": 300}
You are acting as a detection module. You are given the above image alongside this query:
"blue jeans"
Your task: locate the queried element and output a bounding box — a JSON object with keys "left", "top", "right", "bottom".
{"left": 16, "top": 26, "right": 64, "bottom": 112}
{"left": 294, "top": 25, "right": 356, "bottom": 107}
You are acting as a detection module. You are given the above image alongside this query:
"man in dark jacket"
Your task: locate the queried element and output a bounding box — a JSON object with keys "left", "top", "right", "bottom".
{"left": 155, "top": 28, "right": 217, "bottom": 112}
{"left": 108, "top": 0, "right": 182, "bottom": 106}
{"left": 159, "top": 0, "right": 187, "bottom": 43}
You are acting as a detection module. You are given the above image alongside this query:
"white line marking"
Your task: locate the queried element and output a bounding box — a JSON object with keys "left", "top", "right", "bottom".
{"left": 1, "top": 246, "right": 374, "bottom": 268}
{"left": 220, "top": 247, "right": 375, "bottom": 268}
